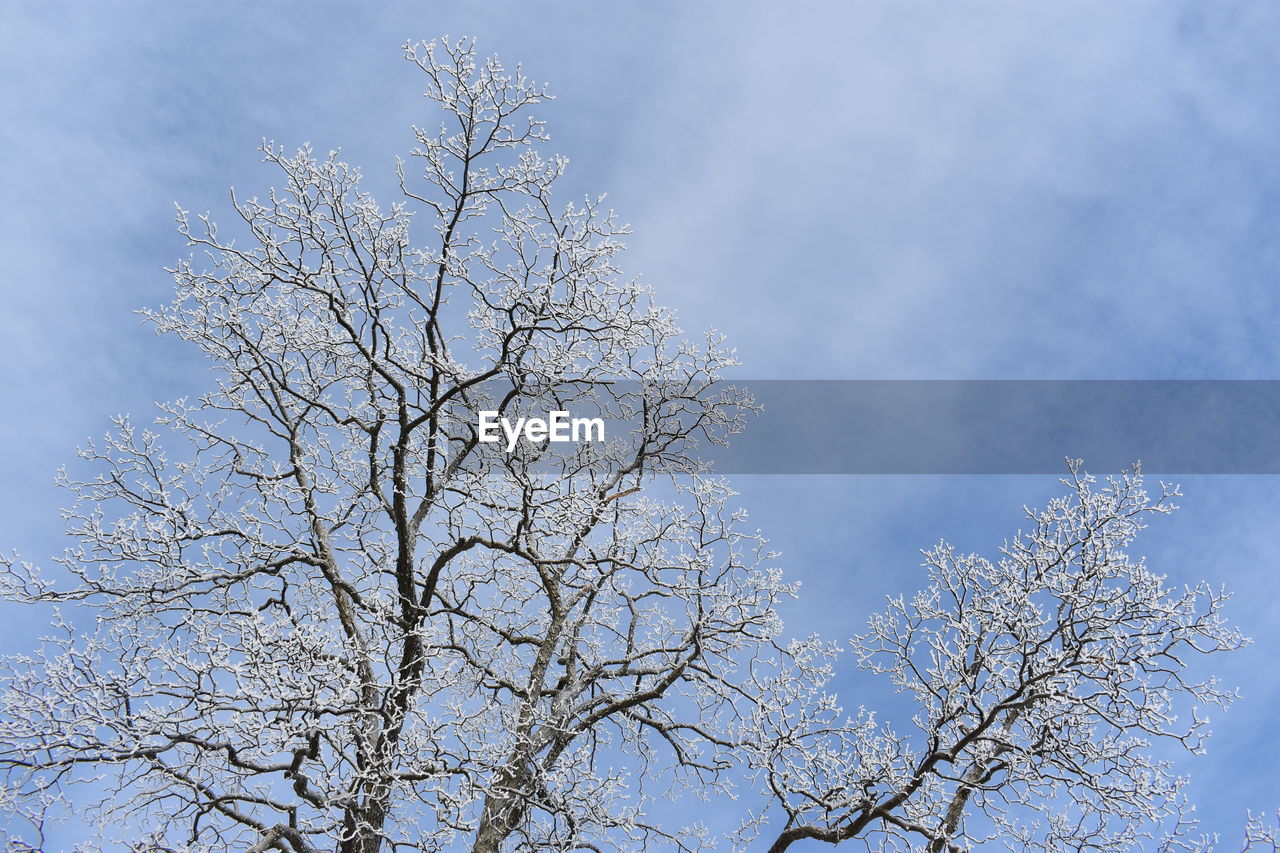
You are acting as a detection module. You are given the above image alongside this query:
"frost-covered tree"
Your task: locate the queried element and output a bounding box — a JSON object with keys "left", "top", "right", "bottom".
{"left": 0, "top": 38, "right": 780, "bottom": 853}
{"left": 0, "top": 37, "right": 1255, "bottom": 853}
{"left": 747, "top": 463, "right": 1247, "bottom": 853}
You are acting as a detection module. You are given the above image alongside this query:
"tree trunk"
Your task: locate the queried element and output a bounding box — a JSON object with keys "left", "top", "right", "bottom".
{"left": 471, "top": 764, "right": 529, "bottom": 853}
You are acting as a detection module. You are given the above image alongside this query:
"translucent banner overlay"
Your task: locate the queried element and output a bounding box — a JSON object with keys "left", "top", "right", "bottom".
{"left": 699, "top": 380, "right": 1280, "bottom": 474}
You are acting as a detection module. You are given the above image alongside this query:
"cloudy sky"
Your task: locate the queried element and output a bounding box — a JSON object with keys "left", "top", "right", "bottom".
{"left": 3, "top": 1, "right": 1279, "bottom": 847}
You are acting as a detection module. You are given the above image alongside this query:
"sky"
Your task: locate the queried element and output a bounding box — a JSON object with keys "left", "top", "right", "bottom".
{"left": 3, "top": 1, "right": 1280, "bottom": 848}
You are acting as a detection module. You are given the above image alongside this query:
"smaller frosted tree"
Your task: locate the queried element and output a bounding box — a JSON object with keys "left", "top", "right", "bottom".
{"left": 748, "top": 462, "right": 1248, "bottom": 853}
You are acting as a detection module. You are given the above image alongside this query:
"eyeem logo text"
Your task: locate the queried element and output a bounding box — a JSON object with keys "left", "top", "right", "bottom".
{"left": 478, "top": 410, "right": 606, "bottom": 453}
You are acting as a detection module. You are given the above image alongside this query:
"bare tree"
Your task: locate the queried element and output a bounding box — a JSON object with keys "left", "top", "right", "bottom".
{"left": 0, "top": 37, "right": 1257, "bottom": 853}
{"left": 0, "top": 37, "right": 782, "bottom": 853}
{"left": 747, "top": 463, "right": 1247, "bottom": 853}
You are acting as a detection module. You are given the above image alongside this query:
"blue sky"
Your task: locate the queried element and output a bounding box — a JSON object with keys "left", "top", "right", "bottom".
{"left": 3, "top": 1, "right": 1280, "bottom": 848}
